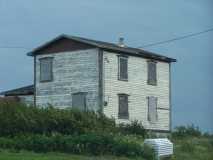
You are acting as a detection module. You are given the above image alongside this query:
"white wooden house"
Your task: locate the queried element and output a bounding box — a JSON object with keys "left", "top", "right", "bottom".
{"left": 0, "top": 35, "right": 176, "bottom": 132}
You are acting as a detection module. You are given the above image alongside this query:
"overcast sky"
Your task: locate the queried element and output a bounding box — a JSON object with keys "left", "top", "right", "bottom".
{"left": 0, "top": 0, "right": 212, "bottom": 133}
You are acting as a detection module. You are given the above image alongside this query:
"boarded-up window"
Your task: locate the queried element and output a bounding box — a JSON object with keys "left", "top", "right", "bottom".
{"left": 40, "top": 58, "right": 53, "bottom": 82}
{"left": 72, "top": 92, "right": 87, "bottom": 111}
{"left": 118, "top": 56, "right": 128, "bottom": 80}
{"left": 118, "top": 94, "right": 129, "bottom": 119}
{"left": 147, "top": 61, "right": 157, "bottom": 85}
{"left": 147, "top": 96, "right": 158, "bottom": 123}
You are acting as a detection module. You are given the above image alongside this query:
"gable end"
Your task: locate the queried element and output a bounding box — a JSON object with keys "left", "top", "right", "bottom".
{"left": 29, "top": 37, "right": 95, "bottom": 55}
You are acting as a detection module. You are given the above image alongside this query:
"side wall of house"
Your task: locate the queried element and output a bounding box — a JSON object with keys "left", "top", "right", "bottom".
{"left": 19, "top": 95, "right": 34, "bottom": 106}
{"left": 0, "top": 95, "right": 34, "bottom": 106}
{"left": 103, "top": 51, "right": 170, "bottom": 131}
{"left": 35, "top": 48, "right": 100, "bottom": 110}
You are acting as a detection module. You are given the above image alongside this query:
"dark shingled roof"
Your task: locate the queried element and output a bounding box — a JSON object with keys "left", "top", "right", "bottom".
{"left": 0, "top": 85, "right": 34, "bottom": 96}
{"left": 27, "top": 34, "right": 176, "bottom": 63}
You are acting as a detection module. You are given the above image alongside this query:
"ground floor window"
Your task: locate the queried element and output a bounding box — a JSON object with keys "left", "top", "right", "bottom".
{"left": 72, "top": 92, "right": 87, "bottom": 111}
{"left": 147, "top": 96, "right": 158, "bottom": 123}
{"left": 118, "top": 94, "right": 129, "bottom": 119}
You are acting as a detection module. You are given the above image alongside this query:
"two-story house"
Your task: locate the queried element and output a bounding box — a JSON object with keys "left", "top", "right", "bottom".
{"left": 1, "top": 34, "right": 176, "bottom": 132}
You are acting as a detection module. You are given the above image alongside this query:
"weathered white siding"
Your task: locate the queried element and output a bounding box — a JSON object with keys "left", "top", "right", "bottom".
{"left": 19, "top": 95, "right": 34, "bottom": 106}
{"left": 103, "top": 51, "right": 170, "bottom": 131}
{"left": 35, "top": 48, "right": 100, "bottom": 110}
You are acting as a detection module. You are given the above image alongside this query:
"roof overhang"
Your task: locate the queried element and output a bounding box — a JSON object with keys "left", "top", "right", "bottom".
{"left": 27, "top": 34, "right": 176, "bottom": 63}
{"left": 0, "top": 85, "right": 34, "bottom": 96}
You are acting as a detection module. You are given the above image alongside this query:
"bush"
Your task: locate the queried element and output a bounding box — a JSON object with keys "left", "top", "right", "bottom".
{"left": 172, "top": 125, "right": 202, "bottom": 138}
{"left": 142, "top": 144, "right": 156, "bottom": 160}
{"left": 0, "top": 102, "right": 148, "bottom": 137}
{"left": 119, "top": 120, "right": 147, "bottom": 138}
{"left": 0, "top": 134, "right": 154, "bottom": 158}
{"left": 0, "top": 102, "right": 153, "bottom": 158}
{"left": 0, "top": 102, "right": 117, "bottom": 137}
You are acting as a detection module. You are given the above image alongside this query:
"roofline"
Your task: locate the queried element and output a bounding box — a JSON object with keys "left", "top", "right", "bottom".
{"left": 0, "top": 85, "right": 34, "bottom": 96}
{"left": 27, "top": 34, "right": 176, "bottom": 63}
{"left": 27, "top": 35, "right": 67, "bottom": 56}
{"left": 2, "top": 93, "right": 34, "bottom": 96}
{"left": 101, "top": 47, "right": 176, "bottom": 62}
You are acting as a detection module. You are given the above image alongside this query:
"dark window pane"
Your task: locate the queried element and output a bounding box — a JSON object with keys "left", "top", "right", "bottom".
{"left": 40, "top": 58, "right": 53, "bottom": 82}
{"left": 148, "top": 61, "right": 157, "bottom": 85}
{"left": 119, "top": 57, "right": 128, "bottom": 80}
{"left": 118, "top": 94, "right": 129, "bottom": 119}
{"left": 72, "top": 93, "right": 87, "bottom": 111}
{"left": 148, "top": 96, "right": 157, "bottom": 122}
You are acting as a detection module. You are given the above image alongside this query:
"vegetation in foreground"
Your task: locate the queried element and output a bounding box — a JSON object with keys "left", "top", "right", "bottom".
{"left": 0, "top": 150, "right": 144, "bottom": 160}
{"left": 0, "top": 102, "right": 153, "bottom": 159}
{"left": 0, "top": 136, "right": 212, "bottom": 160}
{"left": 169, "top": 125, "right": 213, "bottom": 160}
{"left": 171, "top": 137, "right": 213, "bottom": 160}
{"left": 0, "top": 102, "right": 212, "bottom": 160}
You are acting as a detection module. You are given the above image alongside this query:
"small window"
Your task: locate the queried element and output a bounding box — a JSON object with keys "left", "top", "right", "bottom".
{"left": 147, "top": 61, "right": 157, "bottom": 85}
{"left": 118, "top": 56, "right": 128, "bottom": 81}
{"left": 147, "top": 96, "right": 158, "bottom": 123}
{"left": 72, "top": 92, "right": 87, "bottom": 111}
{"left": 118, "top": 94, "right": 129, "bottom": 119}
{"left": 40, "top": 57, "right": 53, "bottom": 82}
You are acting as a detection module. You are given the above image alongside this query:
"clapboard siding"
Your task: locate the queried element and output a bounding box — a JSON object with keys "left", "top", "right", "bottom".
{"left": 103, "top": 51, "right": 170, "bottom": 131}
{"left": 35, "top": 48, "right": 100, "bottom": 110}
{"left": 19, "top": 95, "right": 34, "bottom": 106}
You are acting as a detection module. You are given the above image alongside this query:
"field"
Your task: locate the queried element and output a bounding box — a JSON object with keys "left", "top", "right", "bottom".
{"left": 171, "top": 137, "right": 213, "bottom": 160}
{"left": 0, "top": 137, "right": 212, "bottom": 160}
{"left": 0, "top": 150, "right": 143, "bottom": 160}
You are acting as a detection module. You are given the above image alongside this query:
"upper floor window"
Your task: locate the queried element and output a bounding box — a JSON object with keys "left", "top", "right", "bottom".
{"left": 147, "top": 61, "right": 157, "bottom": 85}
{"left": 40, "top": 57, "right": 53, "bottom": 82}
{"left": 147, "top": 96, "right": 158, "bottom": 123}
{"left": 118, "top": 56, "right": 128, "bottom": 81}
{"left": 118, "top": 94, "right": 129, "bottom": 119}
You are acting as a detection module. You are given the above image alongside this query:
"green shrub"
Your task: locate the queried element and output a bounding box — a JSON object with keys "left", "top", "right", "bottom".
{"left": 0, "top": 134, "right": 153, "bottom": 158}
{"left": 142, "top": 144, "right": 156, "bottom": 160}
{"left": 0, "top": 102, "right": 148, "bottom": 137}
{"left": 0, "top": 102, "right": 154, "bottom": 158}
{"left": 0, "top": 102, "right": 117, "bottom": 136}
{"left": 119, "top": 120, "right": 147, "bottom": 138}
{"left": 172, "top": 125, "right": 202, "bottom": 138}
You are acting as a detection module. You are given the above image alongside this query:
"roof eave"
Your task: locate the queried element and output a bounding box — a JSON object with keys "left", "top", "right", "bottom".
{"left": 27, "top": 34, "right": 177, "bottom": 63}
{"left": 100, "top": 47, "right": 176, "bottom": 63}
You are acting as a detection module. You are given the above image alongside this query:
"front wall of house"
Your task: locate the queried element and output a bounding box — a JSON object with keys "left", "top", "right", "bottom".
{"left": 103, "top": 51, "right": 170, "bottom": 131}
{"left": 35, "top": 48, "right": 100, "bottom": 110}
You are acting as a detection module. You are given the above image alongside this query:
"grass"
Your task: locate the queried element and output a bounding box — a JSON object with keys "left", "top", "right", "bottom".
{"left": 170, "top": 137, "right": 213, "bottom": 160}
{"left": 0, "top": 150, "right": 145, "bottom": 160}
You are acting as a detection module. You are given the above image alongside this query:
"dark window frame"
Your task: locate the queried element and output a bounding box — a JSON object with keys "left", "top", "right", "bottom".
{"left": 39, "top": 57, "right": 54, "bottom": 83}
{"left": 118, "top": 55, "right": 128, "bottom": 81}
{"left": 118, "top": 93, "right": 129, "bottom": 119}
{"left": 147, "top": 60, "right": 157, "bottom": 86}
{"left": 147, "top": 96, "right": 158, "bottom": 123}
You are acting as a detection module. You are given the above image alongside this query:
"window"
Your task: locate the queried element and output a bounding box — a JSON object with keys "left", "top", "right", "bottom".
{"left": 40, "top": 57, "right": 53, "bottom": 82}
{"left": 147, "top": 61, "right": 157, "bottom": 85}
{"left": 72, "top": 92, "right": 87, "bottom": 111}
{"left": 118, "top": 56, "right": 128, "bottom": 81}
{"left": 118, "top": 94, "right": 129, "bottom": 119}
{"left": 147, "top": 96, "right": 158, "bottom": 123}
